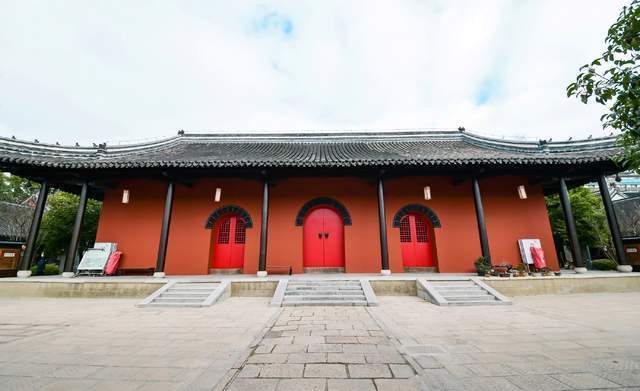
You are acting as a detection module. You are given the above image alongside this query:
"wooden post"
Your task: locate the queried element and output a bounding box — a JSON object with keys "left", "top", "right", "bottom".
{"left": 62, "top": 182, "right": 88, "bottom": 276}
{"left": 155, "top": 181, "right": 174, "bottom": 277}
{"left": 18, "top": 180, "right": 50, "bottom": 277}
{"left": 472, "top": 178, "right": 491, "bottom": 261}
{"left": 559, "top": 177, "right": 584, "bottom": 270}
{"left": 377, "top": 176, "right": 390, "bottom": 274}
{"left": 258, "top": 177, "right": 269, "bottom": 276}
{"left": 597, "top": 174, "right": 630, "bottom": 271}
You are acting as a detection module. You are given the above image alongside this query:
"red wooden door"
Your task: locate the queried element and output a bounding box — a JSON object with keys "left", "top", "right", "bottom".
{"left": 303, "top": 207, "right": 345, "bottom": 267}
{"left": 400, "top": 214, "right": 433, "bottom": 267}
{"left": 212, "top": 215, "right": 246, "bottom": 269}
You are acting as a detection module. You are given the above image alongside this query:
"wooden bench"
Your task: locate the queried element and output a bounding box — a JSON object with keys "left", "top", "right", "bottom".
{"left": 116, "top": 267, "right": 155, "bottom": 276}
{"left": 266, "top": 266, "right": 292, "bottom": 275}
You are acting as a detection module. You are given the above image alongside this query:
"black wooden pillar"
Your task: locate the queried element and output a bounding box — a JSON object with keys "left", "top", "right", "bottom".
{"left": 155, "top": 181, "right": 174, "bottom": 276}
{"left": 472, "top": 178, "right": 491, "bottom": 260}
{"left": 258, "top": 177, "right": 269, "bottom": 275}
{"left": 377, "top": 176, "right": 390, "bottom": 273}
{"left": 559, "top": 177, "right": 584, "bottom": 268}
{"left": 597, "top": 174, "right": 627, "bottom": 266}
{"left": 19, "top": 180, "right": 50, "bottom": 273}
{"left": 63, "top": 182, "right": 89, "bottom": 275}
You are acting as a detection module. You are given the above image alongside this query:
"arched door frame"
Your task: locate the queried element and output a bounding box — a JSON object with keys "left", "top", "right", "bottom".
{"left": 393, "top": 204, "right": 441, "bottom": 268}
{"left": 205, "top": 205, "right": 253, "bottom": 270}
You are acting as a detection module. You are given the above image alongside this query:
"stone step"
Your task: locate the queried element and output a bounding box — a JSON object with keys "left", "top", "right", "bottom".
{"left": 283, "top": 300, "right": 368, "bottom": 306}
{"left": 286, "top": 286, "right": 363, "bottom": 291}
{"left": 285, "top": 290, "right": 364, "bottom": 296}
{"left": 163, "top": 291, "right": 212, "bottom": 296}
{"left": 283, "top": 295, "right": 366, "bottom": 301}
{"left": 436, "top": 289, "right": 485, "bottom": 296}
{"left": 171, "top": 285, "right": 219, "bottom": 290}
{"left": 154, "top": 297, "right": 206, "bottom": 303}
{"left": 447, "top": 300, "right": 507, "bottom": 306}
{"left": 287, "top": 282, "right": 361, "bottom": 286}
{"left": 444, "top": 295, "right": 496, "bottom": 302}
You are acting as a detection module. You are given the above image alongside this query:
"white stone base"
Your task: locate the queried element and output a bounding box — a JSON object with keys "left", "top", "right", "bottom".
{"left": 152, "top": 272, "right": 166, "bottom": 278}
{"left": 617, "top": 265, "right": 633, "bottom": 273}
{"left": 256, "top": 271, "right": 267, "bottom": 277}
{"left": 574, "top": 267, "right": 588, "bottom": 274}
{"left": 16, "top": 270, "right": 32, "bottom": 278}
{"left": 380, "top": 269, "right": 391, "bottom": 276}
{"left": 61, "top": 272, "right": 75, "bottom": 278}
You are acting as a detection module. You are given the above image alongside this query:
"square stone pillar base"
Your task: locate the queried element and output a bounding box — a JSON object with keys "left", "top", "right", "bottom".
{"left": 153, "top": 272, "right": 166, "bottom": 278}
{"left": 574, "top": 267, "right": 588, "bottom": 274}
{"left": 61, "top": 272, "right": 75, "bottom": 278}
{"left": 380, "top": 269, "right": 391, "bottom": 276}
{"left": 16, "top": 270, "right": 32, "bottom": 278}
{"left": 256, "top": 271, "right": 267, "bottom": 277}
{"left": 617, "top": 265, "right": 633, "bottom": 273}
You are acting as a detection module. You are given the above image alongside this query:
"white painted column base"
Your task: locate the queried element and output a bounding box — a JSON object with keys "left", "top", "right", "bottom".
{"left": 574, "top": 267, "right": 588, "bottom": 274}
{"left": 380, "top": 269, "right": 391, "bottom": 276}
{"left": 617, "top": 265, "right": 633, "bottom": 273}
{"left": 61, "top": 272, "right": 75, "bottom": 278}
{"left": 16, "top": 270, "right": 32, "bottom": 278}
{"left": 153, "top": 272, "right": 166, "bottom": 278}
{"left": 256, "top": 271, "right": 267, "bottom": 277}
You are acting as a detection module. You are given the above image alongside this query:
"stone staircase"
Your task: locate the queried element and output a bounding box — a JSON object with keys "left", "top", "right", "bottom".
{"left": 273, "top": 279, "right": 378, "bottom": 307}
{"left": 418, "top": 278, "right": 511, "bottom": 306}
{"left": 138, "top": 281, "right": 228, "bottom": 308}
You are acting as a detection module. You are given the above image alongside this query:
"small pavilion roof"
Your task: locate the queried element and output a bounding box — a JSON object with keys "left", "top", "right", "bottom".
{"left": 0, "top": 130, "right": 620, "bottom": 170}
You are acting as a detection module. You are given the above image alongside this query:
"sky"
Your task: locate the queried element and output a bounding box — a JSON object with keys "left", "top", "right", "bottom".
{"left": 0, "top": 0, "right": 630, "bottom": 145}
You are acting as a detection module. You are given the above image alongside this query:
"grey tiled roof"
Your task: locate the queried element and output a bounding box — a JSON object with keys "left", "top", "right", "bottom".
{"left": 0, "top": 130, "right": 619, "bottom": 169}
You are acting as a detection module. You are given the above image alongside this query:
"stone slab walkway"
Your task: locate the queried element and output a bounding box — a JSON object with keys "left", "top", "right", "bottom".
{"left": 370, "top": 293, "right": 640, "bottom": 390}
{"left": 223, "top": 307, "right": 424, "bottom": 391}
{"left": 0, "top": 297, "right": 278, "bottom": 390}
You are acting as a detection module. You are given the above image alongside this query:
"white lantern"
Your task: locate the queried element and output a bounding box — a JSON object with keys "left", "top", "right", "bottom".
{"left": 517, "top": 185, "right": 527, "bottom": 199}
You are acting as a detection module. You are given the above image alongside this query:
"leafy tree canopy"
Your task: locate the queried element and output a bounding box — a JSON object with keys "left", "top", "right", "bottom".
{"left": 546, "top": 187, "right": 610, "bottom": 249}
{"left": 567, "top": 0, "right": 640, "bottom": 170}
{"left": 37, "top": 191, "right": 102, "bottom": 258}
{"left": 0, "top": 172, "right": 38, "bottom": 204}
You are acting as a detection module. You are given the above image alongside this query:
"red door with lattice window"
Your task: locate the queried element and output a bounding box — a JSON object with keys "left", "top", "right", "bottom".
{"left": 399, "top": 214, "right": 433, "bottom": 267}
{"left": 212, "top": 215, "right": 246, "bottom": 269}
{"left": 303, "top": 207, "right": 345, "bottom": 268}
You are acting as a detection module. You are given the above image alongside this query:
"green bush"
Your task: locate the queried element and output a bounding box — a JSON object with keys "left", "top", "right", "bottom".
{"left": 474, "top": 256, "right": 491, "bottom": 273}
{"left": 591, "top": 258, "right": 618, "bottom": 271}
{"left": 30, "top": 263, "right": 60, "bottom": 275}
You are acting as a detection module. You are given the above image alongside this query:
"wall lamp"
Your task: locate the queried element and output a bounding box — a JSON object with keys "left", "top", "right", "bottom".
{"left": 517, "top": 185, "right": 527, "bottom": 200}
{"left": 214, "top": 187, "right": 222, "bottom": 202}
{"left": 122, "top": 189, "right": 130, "bottom": 204}
{"left": 423, "top": 186, "right": 431, "bottom": 200}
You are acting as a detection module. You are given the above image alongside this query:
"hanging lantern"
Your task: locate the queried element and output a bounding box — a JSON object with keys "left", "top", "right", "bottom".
{"left": 122, "top": 189, "right": 130, "bottom": 204}
{"left": 517, "top": 185, "right": 527, "bottom": 199}
{"left": 423, "top": 186, "right": 431, "bottom": 200}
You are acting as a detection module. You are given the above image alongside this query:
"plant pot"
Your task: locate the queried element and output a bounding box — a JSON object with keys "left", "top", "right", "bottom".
{"left": 554, "top": 272, "right": 561, "bottom": 276}
{"left": 477, "top": 271, "right": 486, "bottom": 276}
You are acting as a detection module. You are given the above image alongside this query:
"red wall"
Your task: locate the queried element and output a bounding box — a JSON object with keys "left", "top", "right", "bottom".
{"left": 95, "top": 175, "right": 558, "bottom": 274}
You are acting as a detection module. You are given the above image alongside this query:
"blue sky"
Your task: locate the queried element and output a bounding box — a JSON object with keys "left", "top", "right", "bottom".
{"left": 0, "top": 0, "right": 629, "bottom": 144}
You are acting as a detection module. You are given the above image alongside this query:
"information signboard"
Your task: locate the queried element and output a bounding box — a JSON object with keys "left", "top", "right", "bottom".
{"left": 518, "top": 239, "right": 541, "bottom": 265}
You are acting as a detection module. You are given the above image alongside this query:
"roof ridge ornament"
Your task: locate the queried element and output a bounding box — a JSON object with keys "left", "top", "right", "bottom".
{"left": 178, "top": 129, "right": 185, "bottom": 136}
{"left": 538, "top": 139, "right": 550, "bottom": 153}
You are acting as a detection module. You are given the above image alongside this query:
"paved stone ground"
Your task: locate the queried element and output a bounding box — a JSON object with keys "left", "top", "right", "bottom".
{"left": 0, "top": 297, "right": 278, "bottom": 390}
{"left": 224, "top": 306, "right": 424, "bottom": 391}
{"left": 1, "top": 293, "right": 640, "bottom": 390}
{"left": 370, "top": 292, "right": 640, "bottom": 390}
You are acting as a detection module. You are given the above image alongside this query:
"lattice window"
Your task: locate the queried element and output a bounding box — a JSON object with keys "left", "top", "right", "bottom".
{"left": 415, "top": 218, "right": 428, "bottom": 243}
{"left": 234, "top": 219, "right": 246, "bottom": 244}
{"left": 399, "top": 216, "right": 411, "bottom": 242}
{"left": 217, "top": 218, "right": 230, "bottom": 244}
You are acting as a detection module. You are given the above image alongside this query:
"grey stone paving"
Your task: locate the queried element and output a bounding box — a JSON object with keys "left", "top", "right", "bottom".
{"left": 0, "top": 297, "right": 277, "bottom": 390}
{"left": 370, "top": 292, "right": 640, "bottom": 390}
{"left": 223, "top": 307, "right": 424, "bottom": 390}
{"left": 1, "top": 292, "right": 640, "bottom": 390}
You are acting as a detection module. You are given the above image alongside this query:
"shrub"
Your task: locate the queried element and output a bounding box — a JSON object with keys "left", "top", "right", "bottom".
{"left": 591, "top": 258, "right": 618, "bottom": 271}
{"left": 474, "top": 256, "right": 491, "bottom": 273}
{"left": 43, "top": 263, "right": 60, "bottom": 275}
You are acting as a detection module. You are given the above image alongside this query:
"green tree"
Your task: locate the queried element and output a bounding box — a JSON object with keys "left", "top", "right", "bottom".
{"left": 37, "top": 191, "right": 102, "bottom": 258}
{"left": 546, "top": 187, "right": 610, "bottom": 253}
{"left": 0, "top": 172, "right": 38, "bottom": 204}
{"left": 567, "top": 0, "right": 640, "bottom": 171}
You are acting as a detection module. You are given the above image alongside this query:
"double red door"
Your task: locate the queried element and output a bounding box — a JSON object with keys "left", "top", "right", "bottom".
{"left": 212, "top": 215, "right": 246, "bottom": 269}
{"left": 303, "top": 207, "right": 345, "bottom": 267}
{"left": 400, "top": 214, "right": 433, "bottom": 267}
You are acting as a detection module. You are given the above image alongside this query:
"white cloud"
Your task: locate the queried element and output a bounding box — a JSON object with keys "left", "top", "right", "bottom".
{"left": 0, "top": 0, "right": 628, "bottom": 144}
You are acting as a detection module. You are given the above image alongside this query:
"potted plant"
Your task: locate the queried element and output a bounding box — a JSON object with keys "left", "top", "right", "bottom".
{"left": 474, "top": 256, "right": 491, "bottom": 276}
{"left": 516, "top": 263, "right": 526, "bottom": 277}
